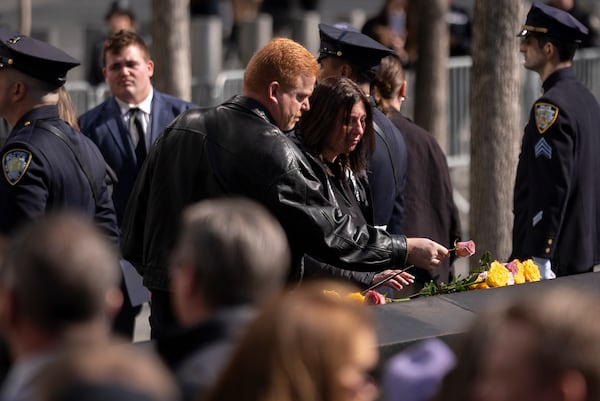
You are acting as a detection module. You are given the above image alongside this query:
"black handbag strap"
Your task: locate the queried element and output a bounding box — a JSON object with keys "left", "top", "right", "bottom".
{"left": 36, "top": 120, "right": 99, "bottom": 202}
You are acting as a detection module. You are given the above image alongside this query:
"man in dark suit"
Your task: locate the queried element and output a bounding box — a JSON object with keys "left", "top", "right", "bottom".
{"left": 512, "top": 3, "right": 600, "bottom": 277}
{"left": 78, "top": 30, "right": 195, "bottom": 338}
{"left": 79, "top": 30, "right": 195, "bottom": 225}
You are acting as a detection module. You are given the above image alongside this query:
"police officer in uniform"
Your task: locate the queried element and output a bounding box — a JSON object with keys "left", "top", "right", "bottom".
{"left": 511, "top": 3, "right": 600, "bottom": 277}
{"left": 318, "top": 23, "right": 408, "bottom": 235}
{"left": 0, "top": 28, "right": 119, "bottom": 240}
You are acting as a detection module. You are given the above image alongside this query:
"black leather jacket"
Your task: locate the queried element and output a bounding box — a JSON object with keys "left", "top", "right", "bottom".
{"left": 121, "top": 96, "right": 408, "bottom": 291}
{"left": 289, "top": 130, "right": 377, "bottom": 287}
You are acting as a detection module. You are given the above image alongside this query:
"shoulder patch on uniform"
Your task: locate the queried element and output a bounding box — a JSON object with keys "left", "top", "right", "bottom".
{"left": 2, "top": 149, "right": 32, "bottom": 185}
{"left": 534, "top": 102, "right": 559, "bottom": 134}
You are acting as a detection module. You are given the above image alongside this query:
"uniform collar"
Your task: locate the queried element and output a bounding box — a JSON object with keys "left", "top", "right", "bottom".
{"left": 12, "top": 105, "right": 59, "bottom": 130}
{"left": 542, "top": 66, "right": 576, "bottom": 92}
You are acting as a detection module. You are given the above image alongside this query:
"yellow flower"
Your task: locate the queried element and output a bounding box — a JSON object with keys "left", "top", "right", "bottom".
{"left": 322, "top": 290, "right": 342, "bottom": 299}
{"left": 469, "top": 282, "right": 489, "bottom": 290}
{"left": 468, "top": 271, "right": 488, "bottom": 290}
{"left": 346, "top": 292, "right": 366, "bottom": 303}
{"left": 522, "top": 259, "right": 541, "bottom": 282}
{"left": 512, "top": 259, "right": 526, "bottom": 284}
{"left": 486, "top": 261, "right": 509, "bottom": 287}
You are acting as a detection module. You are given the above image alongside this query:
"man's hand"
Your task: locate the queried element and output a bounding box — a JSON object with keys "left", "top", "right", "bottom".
{"left": 371, "top": 269, "right": 415, "bottom": 290}
{"left": 406, "top": 238, "right": 450, "bottom": 273}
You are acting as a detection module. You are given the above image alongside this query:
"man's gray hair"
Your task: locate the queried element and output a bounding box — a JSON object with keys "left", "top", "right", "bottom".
{"left": 0, "top": 213, "right": 120, "bottom": 332}
{"left": 172, "top": 197, "right": 291, "bottom": 308}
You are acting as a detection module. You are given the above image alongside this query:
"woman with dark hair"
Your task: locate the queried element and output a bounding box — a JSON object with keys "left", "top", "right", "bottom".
{"left": 290, "top": 76, "right": 413, "bottom": 290}
{"left": 296, "top": 76, "right": 374, "bottom": 225}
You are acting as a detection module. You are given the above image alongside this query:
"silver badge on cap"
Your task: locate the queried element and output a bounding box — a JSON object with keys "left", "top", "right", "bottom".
{"left": 6, "top": 36, "right": 23, "bottom": 45}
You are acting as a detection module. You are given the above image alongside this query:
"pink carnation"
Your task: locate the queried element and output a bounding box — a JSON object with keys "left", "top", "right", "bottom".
{"left": 455, "top": 240, "right": 476, "bottom": 257}
{"left": 364, "top": 290, "right": 387, "bottom": 305}
{"left": 503, "top": 261, "right": 519, "bottom": 275}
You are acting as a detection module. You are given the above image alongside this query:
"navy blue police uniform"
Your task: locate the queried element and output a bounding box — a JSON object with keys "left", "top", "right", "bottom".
{"left": 512, "top": 3, "right": 600, "bottom": 276}
{"left": 318, "top": 23, "right": 408, "bottom": 233}
{"left": 0, "top": 29, "right": 119, "bottom": 241}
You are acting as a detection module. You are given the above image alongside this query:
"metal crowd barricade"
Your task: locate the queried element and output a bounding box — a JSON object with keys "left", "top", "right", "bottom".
{"left": 93, "top": 84, "right": 111, "bottom": 107}
{"left": 193, "top": 69, "right": 245, "bottom": 107}
{"left": 64, "top": 81, "right": 97, "bottom": 116}
{"left": 64, "top": 82, "right": 111, "bottom": 116}
{"left": 63, "top": 47, "right": 600, "bottom": 161}
{"left": 190, "top": 60, "right": 474, "bottom": 164}
{"left": 439, "top": 47, "right": 600, "bottom": 167}
{"left": 447, "top": 56, "right": 472, "bottom": 164}
{"left": 572, "top": 47, "right": 600, "bottom": 99}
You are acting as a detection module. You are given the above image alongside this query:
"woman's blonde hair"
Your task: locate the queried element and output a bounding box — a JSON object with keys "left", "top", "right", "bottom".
{"left": 57, "top": 87, "right": 80, "bottom": 130}
{"left": 202, "top": 280, "right": 375, "bottom": 401}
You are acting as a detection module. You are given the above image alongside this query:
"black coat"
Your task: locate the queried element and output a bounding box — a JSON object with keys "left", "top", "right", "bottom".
{"left": 121, "top": 95, "right": 409, "bottom": 291}
{"left": 512, "top": 67, "right": 600, "bottom": 276}
{"left": 289, "top": 130, "right": 376, "bottom": 287}
{"left": 78, "top": 91, "right": 195, "bottom": 225}
{"left": 156, "top": 306, "right": 257, "bottom": 401}
{"left": 368, "top": 100, "right": 408, "bottom": 234}
{"left": 389, "top": 110, "right": 461, "bottom": 285}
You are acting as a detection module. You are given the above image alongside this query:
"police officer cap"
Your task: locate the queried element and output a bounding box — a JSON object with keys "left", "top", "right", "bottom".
{"left": 0, "top": 27, "right": 80, "bottom": 88}
{"left": 318, "top": 23, "right": 393, "bottom": 74}
{"left": 518, "top": 2, "right": 588, "bottom": 43}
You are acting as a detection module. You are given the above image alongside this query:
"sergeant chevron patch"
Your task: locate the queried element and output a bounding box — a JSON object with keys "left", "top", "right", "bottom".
{"left": 534, "top": 138, "right": 552, "bottom": 159}
{"left": 534, "top": 102, "right": 558, "bottom": 134}
{"left": 532, "top": 210, "right": 543, "bottom": 227}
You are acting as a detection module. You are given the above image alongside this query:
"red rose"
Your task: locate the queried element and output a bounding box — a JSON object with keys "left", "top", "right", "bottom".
{"left": 364, "top": 290, "right": 387, "bottom": 305}
{"left": 455, "top": 240, "right": 476, "bottom": 257}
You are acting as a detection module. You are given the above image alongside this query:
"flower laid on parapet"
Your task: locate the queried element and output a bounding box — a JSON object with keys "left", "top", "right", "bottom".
{"left": 325, "top": 289, "right": 390, "bottom": 305}
{"left": 418, "top": 251, "right": 541, "bottom": 296}
{"left": 468, "top": 256, "right": 541, "bottom": 289}
{"left": 323, "top": 244, "right": 542, "bottom": 305}
{"left": 363, "top": 290, "right": 387, "bottom": 305}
